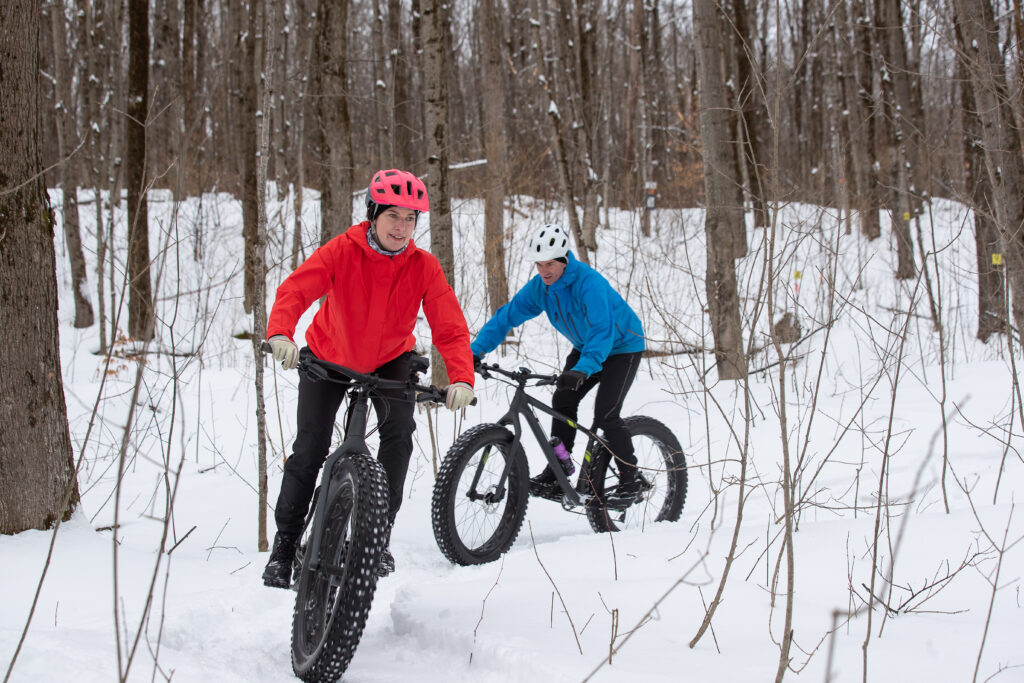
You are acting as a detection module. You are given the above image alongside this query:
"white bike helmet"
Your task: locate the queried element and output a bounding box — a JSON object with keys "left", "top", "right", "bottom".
{"left": 527, "top": 224, "right": 571, "bottom": 261}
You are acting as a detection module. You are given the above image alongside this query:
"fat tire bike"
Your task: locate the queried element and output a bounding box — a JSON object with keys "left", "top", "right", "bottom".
{"left": 431, "top": 361, "right": 687, "bottom": 566}
{"left": 262, "top": 343, "right": 450, "bottom": 682}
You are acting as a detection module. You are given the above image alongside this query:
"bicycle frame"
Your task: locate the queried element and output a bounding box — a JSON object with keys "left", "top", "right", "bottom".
{"left": 478, "top": 363, "right": 605, "bottom": 508}
{"left": 305, "top": 380, "right": 375, "bottom": 574}
{"left": 262, "top": 343, "right": 442, "bottom": 574}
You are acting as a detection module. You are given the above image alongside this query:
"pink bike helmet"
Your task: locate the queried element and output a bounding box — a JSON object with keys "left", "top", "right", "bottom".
{"left": 365, "top": 169, "right": 429, "bottom": 220}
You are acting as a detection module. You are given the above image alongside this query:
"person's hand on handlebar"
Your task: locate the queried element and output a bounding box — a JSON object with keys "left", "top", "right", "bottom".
{"left": 268, "top": 335, "right": 298, "bottom": 370}
{"left": 446, "top": 382, "right": 475, "bottom": 411}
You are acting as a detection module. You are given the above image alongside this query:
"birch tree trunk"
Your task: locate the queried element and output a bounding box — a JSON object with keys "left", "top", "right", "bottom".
{"left": 0, "top": 0, "right": 80, "bottom": 533}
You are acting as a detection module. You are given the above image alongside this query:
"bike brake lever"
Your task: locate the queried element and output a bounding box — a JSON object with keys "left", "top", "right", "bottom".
{"left": 305, "top": 363, "right": 329, "bottom": 382}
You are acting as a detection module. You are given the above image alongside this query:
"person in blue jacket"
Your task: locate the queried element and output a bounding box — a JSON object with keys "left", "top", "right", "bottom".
{"left": 470, "top": 224, "right": 646, "bottom": 500}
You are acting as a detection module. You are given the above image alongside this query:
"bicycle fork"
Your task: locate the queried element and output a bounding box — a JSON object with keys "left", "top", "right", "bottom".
{"left": 306, "top": 389, "right": 373, "bottom": 573}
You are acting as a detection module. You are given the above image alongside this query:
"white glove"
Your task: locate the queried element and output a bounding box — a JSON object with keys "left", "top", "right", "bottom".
{"left": 268, "top": 335, "right": 298, "bottom": 370}
{"left": 445, "top": 382, "right": 475, "bottom": 411}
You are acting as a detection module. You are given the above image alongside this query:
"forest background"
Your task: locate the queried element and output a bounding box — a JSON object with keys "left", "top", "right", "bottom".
{"left": 2, "top": 0, "right": 1024, "bottom": 679}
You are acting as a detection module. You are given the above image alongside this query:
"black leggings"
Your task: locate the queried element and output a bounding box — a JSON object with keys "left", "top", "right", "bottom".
{"left": 273, "top": 348, "right": 417, "bottom": 535}
{"left": 550, "top": 350, "right": 642, "bottom": 472}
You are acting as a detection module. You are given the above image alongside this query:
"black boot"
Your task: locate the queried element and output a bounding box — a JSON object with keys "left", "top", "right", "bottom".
{"left": 262, "top": 531, "right": 299, "bottom": 589}
{"left": 377, "top": 547, "right": 396, "bottom": 577}
{"left": 376, "top": 522, "right": 396, "bottom": 578}
{"left": 529, "top": 466, "right": 562, "bottom": 501}
{"left": 606, "top": 465, "right": 644, "bottom": 508}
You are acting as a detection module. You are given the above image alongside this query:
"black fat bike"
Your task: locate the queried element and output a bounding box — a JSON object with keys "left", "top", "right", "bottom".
{"left": 262, "top": 343, "right": 450, "bottom": 682}
{"left": 430, "top": 361, "right": 687, "bottom": 566}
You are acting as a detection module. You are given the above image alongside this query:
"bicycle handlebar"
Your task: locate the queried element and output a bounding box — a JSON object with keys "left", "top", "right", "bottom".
{"left": 261, "top": 341, "right": 471, "bottom": 406}
{"left": 476, "top": 360, "right": 558, "bottom": 386}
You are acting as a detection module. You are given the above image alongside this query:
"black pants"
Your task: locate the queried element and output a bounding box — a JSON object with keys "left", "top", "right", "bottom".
{"left": 550, "top": 349, "right": 642, "bottom": 473}
{"left": 274, "top": 348, "right": 417, "bottom": 536}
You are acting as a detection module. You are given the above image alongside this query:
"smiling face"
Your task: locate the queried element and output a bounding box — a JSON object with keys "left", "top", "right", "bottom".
{"left": 536, "top": 258, "right": 567, "bottom": 285}
{"left": 372, "top": 206, "right": 418, "bottom": 251}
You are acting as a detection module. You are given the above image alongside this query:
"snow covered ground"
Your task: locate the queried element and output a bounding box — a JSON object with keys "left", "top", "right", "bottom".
{"left": 2, "top": 190, "right": 1022, "bottom": 682}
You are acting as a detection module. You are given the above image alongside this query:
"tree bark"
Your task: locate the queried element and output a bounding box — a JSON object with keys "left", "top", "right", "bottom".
{"left": 694, "top": 0, "right": 748, "bottom": 380}
{"left": 423, "top": 0, "right": 455, "bottom": 387}
{"left": 481, "top": 0, "right": 510, "bottom": 315}
{"left": 733, "top": 0, "right": 770, "bottom": 229}
{"left": 874, "top": 0, "right": 917, "bottom": 280}
{"left": 49, "top": 1, "right": 95, "bottom": 329}
{"left": 127, "top": 0, "right": 155, "bottom": 339}
{"left": 389, "top": 0, "right": 415, "bottom": 169}
{"left": 241, "top": 0, "right": 260, "bottom": 311}
{"left": 0, "top": 0, "right": 80, "bottom": 533}
{"left": 371, "top": 0, "right": 390, "bottom": 167}
{"left": 851, "top": 0, "right": 882, "bottom": 240}
{"left": 954, "top": 0, "right": 1024, "bottom": 337}
{"left": 316, "top": 0, "right": 354, "bottom": 244}
{"left": 957, "top": 21, "right": 1005, "bottom": 342}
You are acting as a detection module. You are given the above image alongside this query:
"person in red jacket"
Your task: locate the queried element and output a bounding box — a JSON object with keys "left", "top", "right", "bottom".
{"left": 261, "top": 168, "right": 475, "bottom": 587}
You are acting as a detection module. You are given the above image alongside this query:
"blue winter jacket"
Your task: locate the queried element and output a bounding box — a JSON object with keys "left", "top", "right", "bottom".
{"left": 470, "top": 251, "right": 645, "bottom": 376}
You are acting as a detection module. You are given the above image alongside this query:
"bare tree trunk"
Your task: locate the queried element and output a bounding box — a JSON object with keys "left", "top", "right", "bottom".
{"left": 733, "top": 0, "right": 770, "bottom": 229}
{"left": 874, "top": 0, "right": 917, "bottom": 280}
{"left": 389, "top": 0, "right": 414, "bottom": 169}
{"left": 291, "top": 0, "right": 315, "bottom": 269}
{"left": 852, "top": 0, "right": 882, "bottom": 239}
{"left": 316, "top": 0, "right": 354, "bottom": 245}
{"left": 371, "top": 0, "right": 390, "bottom": 167}
{"left": 49, "top": 1, "right": 95, "bottom": 329}
{"left": 694, "top": 0, "right": 748, "bottom": 380}
{"left": 127, "top": 0, "right": 155, "bottom": 340}
{"left": 481, "top": 0, "right": 509, "bottom": 315}
{"left": 954, "top": 0, "right": 1024, "bottom": 337}
{"left": 241, "top": 0, "right": 260, "bottom": 311}
{"left": 253, "top": 0, "right": 278, "bottom": 554}
{"left": 423, "top": 0, "right": 455, "bottom": 387}
{"left": 182, "top": 0, "right": 198, "bottom": 196}
{"left": 621, "top": 0, "right": 643, "bottom": 207}
{"left": 0, "top": 0, "right": 80, "bottom": 533}
{"left": 959, "top": 43, "right": 1005, "bottom": 342}
{"left": 530, "top": 0, "right": 590, "bottom": 263}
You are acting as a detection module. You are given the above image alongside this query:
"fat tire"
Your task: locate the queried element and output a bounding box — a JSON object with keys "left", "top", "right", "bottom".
{"left": 583, "top": 416, "right": 687, "bottom": 533}
{"left": 291, "top": 454, "right": 389, "bottom": 682}
{"left": 431, "top": 424, "right": 529, "bottom": 565}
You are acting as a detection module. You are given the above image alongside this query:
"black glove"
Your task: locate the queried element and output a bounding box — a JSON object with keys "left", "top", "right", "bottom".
{"left": 557, "top": 369, "right": 586, "bottom": 391}
{"left": 472, "top": 354, "right": 483, "bottom": 372}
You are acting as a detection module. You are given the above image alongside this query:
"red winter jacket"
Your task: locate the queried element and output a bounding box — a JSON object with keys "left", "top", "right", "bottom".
{"left": 267, "top": 222, "right": 474, "bottom": 386}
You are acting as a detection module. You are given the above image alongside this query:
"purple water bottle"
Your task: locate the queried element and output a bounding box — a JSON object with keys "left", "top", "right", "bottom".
{"left": 549, "top": 437, "right": 575, "bottom": 476}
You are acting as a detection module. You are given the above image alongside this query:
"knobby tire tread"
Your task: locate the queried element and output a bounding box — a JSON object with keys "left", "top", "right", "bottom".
{"left": 584, "top": 416, "right": 687, "bottom": 533}
{"left": 431, "top": 424, "right": 529, "bottom": 566}
{"left": 291, "top": 454, "right": 389, "bottom": 682}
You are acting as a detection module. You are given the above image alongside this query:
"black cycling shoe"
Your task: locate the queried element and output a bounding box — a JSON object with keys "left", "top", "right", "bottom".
{"left": 377, "top": 547, "right": 396, "bottom": 577}
{"left": 601, "top": 470, "right": 647, "bottom": 509}
{"left": 262, "top": 531, "right": 299, "bottom": 589}
{"left": 529, "top": 467, "right": 562, "bottom": 501}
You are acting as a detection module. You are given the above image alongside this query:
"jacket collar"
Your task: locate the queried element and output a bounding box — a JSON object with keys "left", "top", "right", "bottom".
{"left": 348, "top": 221, "right": 417, "bottom": 262}
{"left": 548, "top": 250, "right": 581, "bottom": 290}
